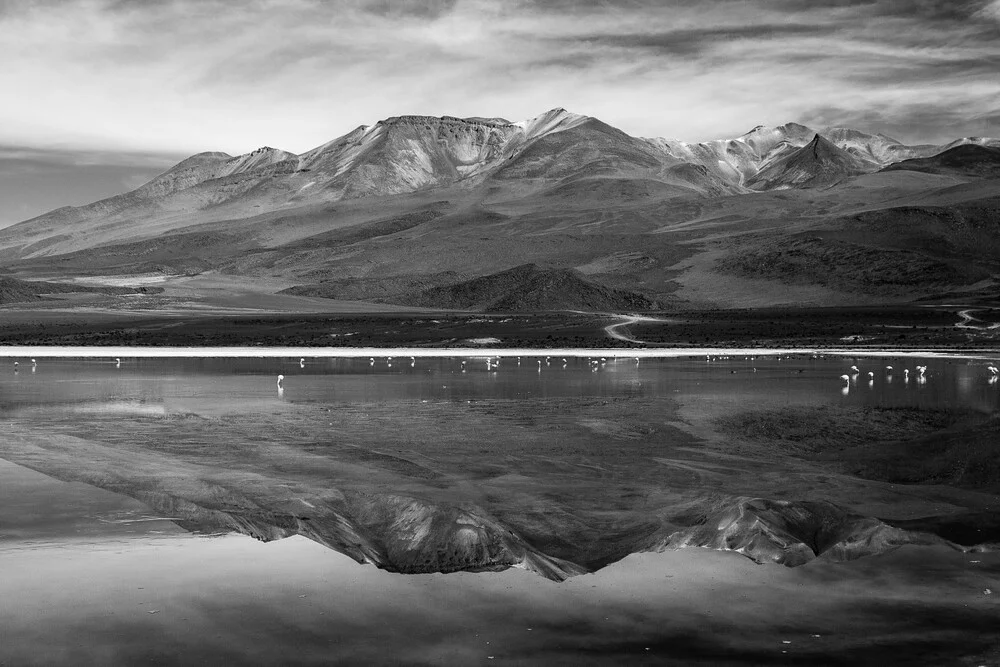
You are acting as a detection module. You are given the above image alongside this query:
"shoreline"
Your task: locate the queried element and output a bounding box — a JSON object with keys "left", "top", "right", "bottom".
{"left": 0, "top": 345, "right": 996, "bottom": 359}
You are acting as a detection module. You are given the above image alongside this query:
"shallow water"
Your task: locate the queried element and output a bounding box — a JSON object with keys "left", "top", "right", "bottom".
{"left": 1, "top": 352, "right": 999, "bottom": 665}
{"left": 2, "top": 353, "right": 997, "bottom": 416}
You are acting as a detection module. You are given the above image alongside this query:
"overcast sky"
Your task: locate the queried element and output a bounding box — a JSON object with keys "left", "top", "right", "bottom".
{"left": 2, "top": 0, "right": 999, "bottom": 225}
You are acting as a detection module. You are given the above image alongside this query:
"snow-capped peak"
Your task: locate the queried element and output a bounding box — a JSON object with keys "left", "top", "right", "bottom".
{"left": 514, "top": 108, "right": 590, "bottom": 141}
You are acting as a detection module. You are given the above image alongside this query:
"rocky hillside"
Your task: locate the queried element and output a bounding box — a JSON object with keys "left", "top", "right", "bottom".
{"left": 409, "top": 264, "right": 658, "bottom": 312}
{"left": 746, "top": 134, "right": 875, "bottom": 190}
{"left": 0, "top": 108, "right": 998, "bottom": 311}
{"left": 881, "top": 145, "right": 1000, "bottom": 178}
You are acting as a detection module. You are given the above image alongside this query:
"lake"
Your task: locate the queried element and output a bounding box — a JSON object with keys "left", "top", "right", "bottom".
{"left": 1, "top": 351, "right": 998, "bottom": 665}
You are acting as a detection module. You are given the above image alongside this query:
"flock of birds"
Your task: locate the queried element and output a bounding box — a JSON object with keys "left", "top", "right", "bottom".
{"left": 838, "top": 364, "right": 928, "bottom": 395}
{"left": 9, "top": 357, "right": 1000, "bottom": 395}
{"left": 10, "top": 357, "right": 122, "bottom": 375}
{"left": 273, "top": 355, "right": 640, "bottom": 390}
{"left": 836, "top": 362, "right": 998, "bottom": 395}
{"left": 270, "top": 355, "right": 1000, "bottom": 394}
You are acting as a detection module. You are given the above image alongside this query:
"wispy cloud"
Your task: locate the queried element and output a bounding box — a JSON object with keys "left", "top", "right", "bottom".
{"left": 0, "top": 0, "right": 997, "bottom": 154}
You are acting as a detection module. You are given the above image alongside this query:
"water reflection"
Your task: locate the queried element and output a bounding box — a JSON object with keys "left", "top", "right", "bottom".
{"left": 1, "top": 352, "right": 998, "bottom": 664}
{"left": 2, "top": 354, "right": 999, "bottom": 419}
{"left": 0, "top": 354, "right": 997, "bottom": 573}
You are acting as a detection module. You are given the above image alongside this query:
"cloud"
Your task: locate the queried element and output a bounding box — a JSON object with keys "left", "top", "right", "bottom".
{"left": 0, "top": 0, "right": 996, "bottom": 157}
{"left": 976, "top": 0, "right": 1000, "bottom": 19}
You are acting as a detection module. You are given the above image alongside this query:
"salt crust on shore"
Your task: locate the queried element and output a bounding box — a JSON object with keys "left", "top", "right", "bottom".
{"left": 0, "top": 346, "right": 993, "bottom": 360}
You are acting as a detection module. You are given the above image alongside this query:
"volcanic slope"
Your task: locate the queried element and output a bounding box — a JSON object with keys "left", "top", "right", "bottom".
{"left": 2, "top": 108, "right": 1000, "bottom": 312}
{"left": 745, "top": 134, "right": 875, "bottom": 190}
{"left": 881, "top": 145, "right": 1000, "bottom": 179}
{"left": 407, "top": 264, "right": 658, "bottom": 312}
{"left": 4, "top": 108, "right": 990, "bottom": 264}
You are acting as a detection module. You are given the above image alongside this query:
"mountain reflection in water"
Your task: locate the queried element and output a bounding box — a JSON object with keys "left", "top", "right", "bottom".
{"left": 1, "top": 354, "right": 997, "bottom": 582}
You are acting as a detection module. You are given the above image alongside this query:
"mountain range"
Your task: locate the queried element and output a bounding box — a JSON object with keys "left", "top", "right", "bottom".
{"left": 2, "top": 108, "right": 999, "bottom": 312}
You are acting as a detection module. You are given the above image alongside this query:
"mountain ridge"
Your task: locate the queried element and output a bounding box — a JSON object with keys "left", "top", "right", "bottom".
{"left": 1, "top": 107, "right": 998, "bottom": 313}
{"left": 11, "top": 107, "right": 997, "bottom": 237}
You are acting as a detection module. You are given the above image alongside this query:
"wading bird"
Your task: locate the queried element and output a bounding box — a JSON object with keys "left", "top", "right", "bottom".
{"left": 277, "top": 374, "right": 284, "bottom": 388}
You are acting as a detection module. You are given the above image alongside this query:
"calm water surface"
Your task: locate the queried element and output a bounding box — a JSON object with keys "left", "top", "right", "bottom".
{"left": 1, "top": 352, "right": 998, "bottom": 665}
{"left": 2, "top": 353, "right": 997, "bottom": 415}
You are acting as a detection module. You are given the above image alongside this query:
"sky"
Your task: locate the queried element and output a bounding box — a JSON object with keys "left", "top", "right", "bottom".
{"left": 1, "top": 0, "right": 999, "bottom": 226}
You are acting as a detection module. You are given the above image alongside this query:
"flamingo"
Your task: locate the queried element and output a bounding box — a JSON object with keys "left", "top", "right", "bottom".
{"left": 299, "top": 358, "right": 306, "bottom": 368}
{"left": 276, "top": 374, "right": 284, "bottom": 388}
{"left": 840, "top": 374, "right": 851, "bottom": 383}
